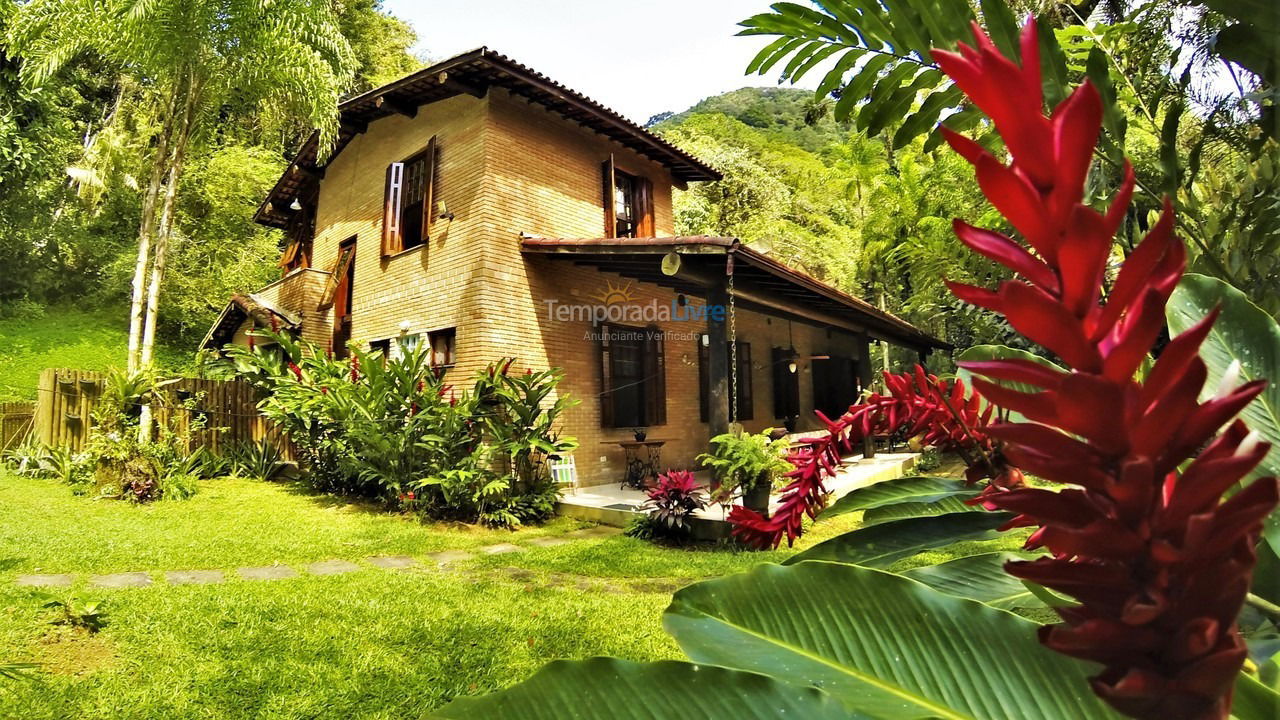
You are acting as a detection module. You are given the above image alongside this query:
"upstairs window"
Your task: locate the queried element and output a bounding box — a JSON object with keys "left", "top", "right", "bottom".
{"left": 382, "top": 136, "right": 437, "bottom": 256}
{"left": 601, "top": 155, "right": 654, "bottom": 238}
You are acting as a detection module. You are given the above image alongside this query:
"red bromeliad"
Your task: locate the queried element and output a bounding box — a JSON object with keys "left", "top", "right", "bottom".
{"left": 729, "top": 366, "right": 1001, "bottom": 549}
{"left": 935, "top": 20, "right": 1278, "bottom": 719}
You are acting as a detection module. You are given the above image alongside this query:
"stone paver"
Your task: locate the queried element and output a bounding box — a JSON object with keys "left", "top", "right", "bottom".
{"left": 527, "top": 536, "right": 570, "bottom": 548}
{"left": 238, "top": 565, "right": 298, "bottom": 581}
{"left": 89, "top": 572, "right": 151, "bottom": 588}
{"left": 306, "top": 559, "right": 362, "bottom": 576}
{"left": 16, "top": 574, "right": 73, "bottom": 588}
{"left": 425, "top": 550, "right": 473, "bottom": 566}
{"left": 566, "top": 526, "right": 623, "bottom": 539}
{"left": 479, "top": 543, "right": 523, "bottom": 555}
{"left": 367, "top": 555, "right": 416, "bottom": 569}
{"left": 166, "top": 570, "right": 224, "bottom": 586}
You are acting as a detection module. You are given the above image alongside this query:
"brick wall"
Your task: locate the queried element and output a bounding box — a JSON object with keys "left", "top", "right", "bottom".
{"left": 254, "top": 86, "right": 867, "bottom": 487}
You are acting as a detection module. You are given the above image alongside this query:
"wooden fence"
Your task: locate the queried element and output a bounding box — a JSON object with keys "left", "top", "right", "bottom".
{"left": 0, "top": 401, "right": 35, "bottom": 452}
{"left": 34, "top": 368, "right": 293, "bottom": 459}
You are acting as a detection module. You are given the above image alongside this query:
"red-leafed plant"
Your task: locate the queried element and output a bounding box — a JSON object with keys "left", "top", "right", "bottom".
{"left": 931, "top": 20, "right": 1279, "bottom": 720}
{"left": 729, "top": 365, "right": 1005, "bottom": 549}
{"left": 636, "top": 469, "right": 709, "bottom": 538}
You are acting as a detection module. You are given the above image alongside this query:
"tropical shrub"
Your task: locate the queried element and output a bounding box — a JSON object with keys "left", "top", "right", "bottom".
{"left": 225, "top": 438, "right": 287, "bottom": 482}
{"left": 432, "top": 20, "right": 1280, "bottom": 720}
{"left": 228, "top": 333, "right": 578, "bottom": 527}
{"left": 627, "top": 469, "right": 709, "bottom": 543}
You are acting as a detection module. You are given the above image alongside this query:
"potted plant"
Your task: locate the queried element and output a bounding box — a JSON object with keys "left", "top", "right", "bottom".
{"left": 632, "top": 427, "right": 647, "bottom": 442}
{"left": 697, "top": 429, "right": 792, "bottom": 515}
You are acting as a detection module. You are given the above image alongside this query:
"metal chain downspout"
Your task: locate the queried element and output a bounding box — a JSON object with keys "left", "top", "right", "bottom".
{"left": 728, "top": 252, "right": 738, "bottom": 426}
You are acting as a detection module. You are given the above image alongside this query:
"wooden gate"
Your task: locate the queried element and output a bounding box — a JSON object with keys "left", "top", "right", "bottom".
{"left": 0, "top": 402, "right": 35, "bottom": 452}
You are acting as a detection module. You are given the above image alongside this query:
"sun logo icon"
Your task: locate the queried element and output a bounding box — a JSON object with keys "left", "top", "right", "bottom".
{"left": 589, "top": 280, "right": 635, "bottom": 306}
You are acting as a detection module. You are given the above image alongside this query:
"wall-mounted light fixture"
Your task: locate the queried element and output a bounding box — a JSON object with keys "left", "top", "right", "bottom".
{"left": 289, "top": 197, "right": 302, "bottom": 211}
{"left": 436, "top": 201, "right": 455, "bottom": 221}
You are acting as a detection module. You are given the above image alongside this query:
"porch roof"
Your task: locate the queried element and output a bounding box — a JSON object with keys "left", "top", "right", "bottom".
{"left": 200, "top": 293, "right": 302, "bottom": 351}
{"left": 521, "top": 236, "right": 949, "bottom": 353}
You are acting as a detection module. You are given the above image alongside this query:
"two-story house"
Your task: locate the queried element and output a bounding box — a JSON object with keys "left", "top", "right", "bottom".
{"left": 202, "top": 48, "right": 947, "bottom": 488}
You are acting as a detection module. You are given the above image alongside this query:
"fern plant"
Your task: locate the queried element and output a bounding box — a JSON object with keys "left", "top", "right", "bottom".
{"left": 697, "top": 430, "right": 792, "bottom": 509}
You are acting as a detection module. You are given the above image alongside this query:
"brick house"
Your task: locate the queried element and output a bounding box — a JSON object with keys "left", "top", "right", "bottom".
{"left": 202, "top": 48, "right": 947, "bottom": 488}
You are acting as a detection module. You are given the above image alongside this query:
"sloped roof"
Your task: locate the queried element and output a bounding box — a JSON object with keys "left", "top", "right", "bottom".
{"left": 255, "top": 48, "right": 721, "bottom": 229}
{"left": 521, "top": 236, "right": 949, "bottom": 352}
{"left": 200, "top": 293, "right": 302, "bottom": 351}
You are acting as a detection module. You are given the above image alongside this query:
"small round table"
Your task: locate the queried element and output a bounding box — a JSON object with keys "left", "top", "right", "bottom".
{"left": 603, "top": 439, "right": 668, "bottom": 489}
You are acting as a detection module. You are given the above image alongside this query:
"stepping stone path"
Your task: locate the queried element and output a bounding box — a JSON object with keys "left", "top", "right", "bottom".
{"left": 239, "top": 566, "right": 298, "bottom": 581}
{"left": 425, "top": 550, "right": 473, "bottom": 566}
{"left": 89, "top": 572, "right": 151, "bottom": 589}
{"left": 11, "top": 524, "right": 637, "bottom": 591}
{"left": 565, "top": 526, "right": 623, "bottom": 539}
{"left": 367, "top": 555, "right": 416, "bottom": 569}
{"left": 306, "top": 560, "right": 362, "bottom": 576}
{"left": 16, "top": 574, "right": 73, "bottom": 588}
{"left": 166, "top": 570, "right": 224, "bottom": 586}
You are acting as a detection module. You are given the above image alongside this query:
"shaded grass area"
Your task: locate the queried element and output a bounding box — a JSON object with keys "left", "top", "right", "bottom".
{"left": 0, "top": 460, "right": 1029, "bottom": 718}
{"left": 0, "top": 470, "right": 839, "bottom": 718}
{"left": 0, "top": 306, "right": 189, "bottom": 403}
{"left": 0, "top": 572, "right": 681, "bottom": 720}
{"left": 0, "top": 475, "right": 582, "bottom": 574}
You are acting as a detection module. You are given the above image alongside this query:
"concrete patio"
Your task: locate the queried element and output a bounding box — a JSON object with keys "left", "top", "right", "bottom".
{"left": 557, "top": 451, "right": 918, "bottom": 539}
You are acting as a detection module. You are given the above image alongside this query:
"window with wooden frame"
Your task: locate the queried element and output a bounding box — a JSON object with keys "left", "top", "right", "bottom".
{"left": 428, "top": 327, "right": 455, "bottom": 368}
{"left": 382, "top": 136, "right": 437, "bottom": 256}
{"left": 599, "top": 323, "right": 665, "bottom": 428}
{"left": 698, "top": 337, "right": 753, "bottom": 422}
{"left": 601, "top": 155, "right": 653, "bottom": 238}
{"left": 771, "top": 347, "right": 801, "bottom": 420}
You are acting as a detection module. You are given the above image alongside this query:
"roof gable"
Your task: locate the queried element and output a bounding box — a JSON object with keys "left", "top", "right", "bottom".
{"left": 256, "top": 48, "right": 721, "bottom": 229}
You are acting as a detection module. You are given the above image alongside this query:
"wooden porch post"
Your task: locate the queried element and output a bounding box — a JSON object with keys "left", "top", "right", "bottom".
{"left": 706, "top": 281, "right": 730, "bottom": 439}
{"left": 857, "top": 333, "right": 874, "bottom": 459}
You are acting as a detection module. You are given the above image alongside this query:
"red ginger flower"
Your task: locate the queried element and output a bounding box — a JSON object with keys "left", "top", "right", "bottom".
{"left": 730, "top": 366, "right": 1002, "bottom": 549}
{"left": 288, "top": 362, "right": 303, "bottom": 381}
{"left": 936, "top": 20, "right": 1278, "bottom": 720}
{"left": 349, "top": 355, "right": 360, "bottom": 383}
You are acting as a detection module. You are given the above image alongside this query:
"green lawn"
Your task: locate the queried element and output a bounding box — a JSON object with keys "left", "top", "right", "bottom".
{"left": 0, "top": 307, "right": 189, "bottom": 403}
{"left": 0, "top": 472, "right": 871, "bottom": 719}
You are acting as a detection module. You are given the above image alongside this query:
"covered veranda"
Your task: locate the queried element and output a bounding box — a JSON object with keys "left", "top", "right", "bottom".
{"left": 522, "top": 236, "right": 950, "bottom": 455}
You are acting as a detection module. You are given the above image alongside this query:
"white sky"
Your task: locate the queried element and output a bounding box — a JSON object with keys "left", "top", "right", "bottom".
{"left": 382, "top": 0, "right": 820, "bottom": 124}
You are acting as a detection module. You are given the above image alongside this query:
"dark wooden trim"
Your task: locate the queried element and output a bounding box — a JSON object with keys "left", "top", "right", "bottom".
{"left": 374, "top": 95, "right": 418, "bottom": 118}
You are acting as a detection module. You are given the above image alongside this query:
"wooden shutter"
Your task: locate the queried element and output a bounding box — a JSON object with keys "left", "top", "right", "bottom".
{"left": 698, "top": 335, "right": 709, "bottom": 422}
{"left": 318, "top": 241, "right": 356, "bottom": 310}
{"left": 635, "top": 175, "right": 654, "bottom": 237}
{"left": 601, "top": 155, "right": 616, "bottom": 237}
{"left": 735, "top": 342, "right": 753, "bottom": 421}
{"left": 278, "top": 239, "right": 301, "bottom": 269}
{"left": 599, "top": 323, "right": 614, "bottom": 427}
{"left": 382, "top": 161, "right": 404, "bottom": 256}
{"left": 644, "top": 326, "right": 666, "bottom": 425}
{"left": 421, "top": 136, "right": 437, "bottom": 243}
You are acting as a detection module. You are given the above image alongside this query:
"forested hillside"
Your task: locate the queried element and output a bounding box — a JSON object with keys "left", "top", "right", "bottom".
{"left": 0, "top": 0, "right": 421, "bottom": 355}
{"left": 653, "top": 87, "right": 1019, "bottom": 362}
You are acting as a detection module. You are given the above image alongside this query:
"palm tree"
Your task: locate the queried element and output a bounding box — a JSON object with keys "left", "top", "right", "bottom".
{"left": 7, "top": 0, "right": 353, "bottom": 380}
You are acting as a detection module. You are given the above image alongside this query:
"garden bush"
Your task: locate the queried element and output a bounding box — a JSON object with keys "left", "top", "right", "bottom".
{"left": 227, "top": 332, "right": 578, "bottom": 527}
